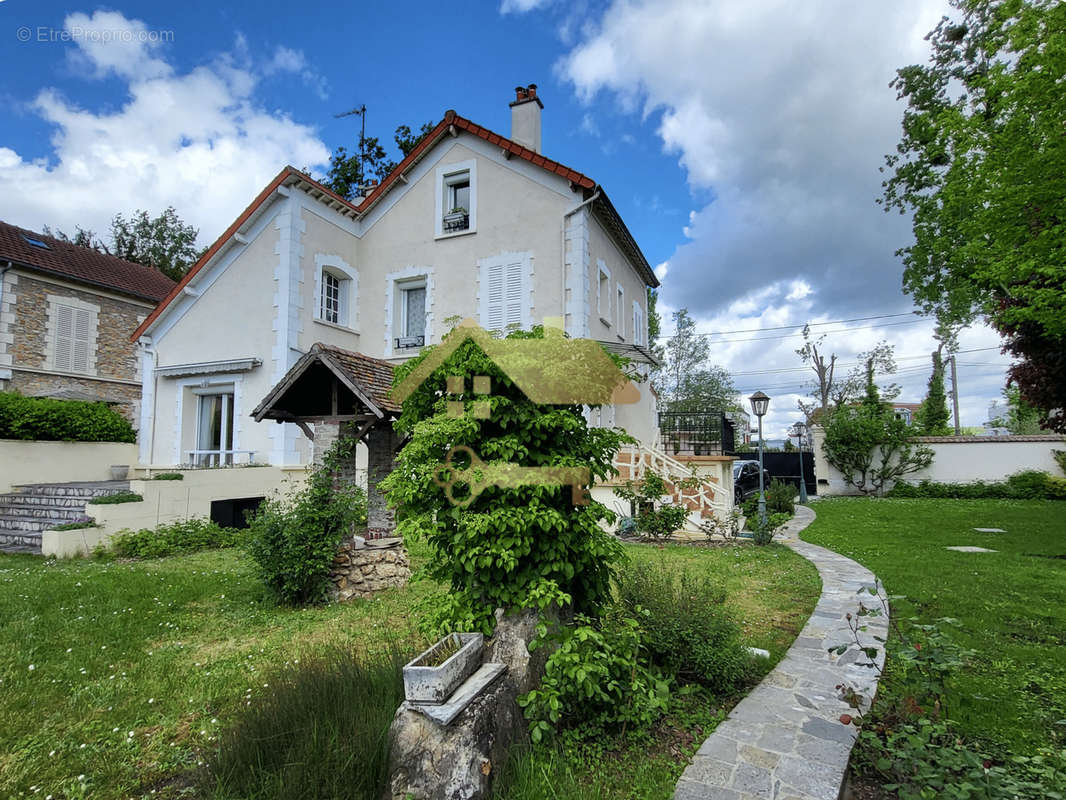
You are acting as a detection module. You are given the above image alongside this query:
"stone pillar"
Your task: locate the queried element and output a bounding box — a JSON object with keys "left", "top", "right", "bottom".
{"left": 365, "top": 423, "right": 398, "bottom": 539}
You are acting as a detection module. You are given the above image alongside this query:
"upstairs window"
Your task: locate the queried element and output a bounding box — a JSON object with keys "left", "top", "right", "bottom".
{"left": 597, "top": 261, "right": 611, "bottom": 324}
{"left": 633, "top": 301, "right": 645, "bottom": 346}
{"left": 616, "top": 285, "right": 625, "bottom": 337}
{"left": 436, "top": 159, "right": 477, "bottom": 237}
{"left": 396, "top": 279, "right": 427, "bottom": 349}
{"left": 480, "top": 253, "right": 530, "bottom": 333}
{"left": 315, "top": 257, "right": 357, "bottom": 329}
{"left": 321, "top": 271, "right": 343, "bottom": 324}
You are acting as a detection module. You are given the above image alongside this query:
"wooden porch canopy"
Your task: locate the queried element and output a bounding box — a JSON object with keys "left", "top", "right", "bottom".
{"left": 251, "top": 343, "right": 400, "bottom": 439}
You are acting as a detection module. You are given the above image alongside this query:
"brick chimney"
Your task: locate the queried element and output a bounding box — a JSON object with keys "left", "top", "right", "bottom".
{"left": 510, "top": 83, "right": 543, "bottom": 153}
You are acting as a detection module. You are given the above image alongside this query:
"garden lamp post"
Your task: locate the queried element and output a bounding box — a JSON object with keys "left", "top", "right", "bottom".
{"left": 748, "top": 391, "right": 770, "bottom": 530}
{"left": 791, "top": 421, "right": 809, "bottom": 503}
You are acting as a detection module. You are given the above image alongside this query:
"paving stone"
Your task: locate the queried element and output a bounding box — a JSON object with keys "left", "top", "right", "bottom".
{"left": 946, "top": 546, "right": 996, "bottom": 552}
{"left": 674, "top": 504, "right": 886, "bottom": 800}
{"left": 973, "top": 527, "right": 1006, "bottom": 532}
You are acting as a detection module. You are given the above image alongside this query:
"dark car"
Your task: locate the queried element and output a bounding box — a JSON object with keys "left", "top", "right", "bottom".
{"left": 732, "top": 460, "right": 770, "bottom": 505}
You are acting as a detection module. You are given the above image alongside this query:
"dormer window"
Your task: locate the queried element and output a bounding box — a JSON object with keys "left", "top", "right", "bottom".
{"left": 436, "top": 159, "right": 477, "bottom": 238}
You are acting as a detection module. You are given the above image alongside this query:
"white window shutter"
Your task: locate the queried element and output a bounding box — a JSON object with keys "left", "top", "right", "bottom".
{"left": 504, "top": 260, "right": 523, "bottom": 329}
{"left": 486, "top": 263, "right": 505, "bottom": 332}
{"left": 53, "top": 305, "right": 74, "bottom": 372}
{"left": 72, "top": 308, "right": 91, "bottom": 373}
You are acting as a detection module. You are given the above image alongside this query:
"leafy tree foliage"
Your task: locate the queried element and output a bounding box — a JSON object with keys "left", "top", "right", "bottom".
{"left": 379, "top": 326, "right": 629, "bottom": 636}
{"left": 989, "top": 385, "right": 1045, "bottom": 434}
{"left": 45, "top": 206, "right": 204, "bottom": 281}
{"left": 914, "top": 352, "right": 952, "bottom": 435}
{"left": 882, "top": 0, "right": 1066, "bottom": 429}
{"left": 656, "top": 308, "right": 737, "bottom": 413}
{"left": 326, "top": 121, "right": 434, "bottom": 200}
{"left": 796, "top": 329, "right": 900, "bottom": 421}
{"left": 822, "top": 362, "right": 934, "bottom": 495}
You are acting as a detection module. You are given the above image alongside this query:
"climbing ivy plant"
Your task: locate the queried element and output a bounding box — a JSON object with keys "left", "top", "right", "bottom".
{"left": 380, "top": 326, "right": 631, "bottom": 636}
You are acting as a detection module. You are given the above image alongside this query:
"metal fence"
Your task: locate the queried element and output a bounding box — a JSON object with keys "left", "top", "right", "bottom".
{"left": 657, "top": 411, "right": 735, "bottom": 456}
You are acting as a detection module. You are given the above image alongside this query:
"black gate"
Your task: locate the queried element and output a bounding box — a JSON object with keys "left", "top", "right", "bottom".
{"left": 729, "top": 450, "right": 816, "bottom": 496}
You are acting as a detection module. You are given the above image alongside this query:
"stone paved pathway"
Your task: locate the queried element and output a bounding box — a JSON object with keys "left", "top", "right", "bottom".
{"left": 675, "top": 504, "right": 888, "bottom": 800}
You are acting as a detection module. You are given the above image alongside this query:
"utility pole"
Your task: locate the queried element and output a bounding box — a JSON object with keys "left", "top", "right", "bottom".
{"left": 949, "top": 354, "right": 961, "bottom": 434}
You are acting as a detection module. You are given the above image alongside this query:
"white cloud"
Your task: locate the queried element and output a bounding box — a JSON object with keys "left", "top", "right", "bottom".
{"left": 265, "top": 45, "right": 330, "bottom": 100}
{"left": 0, "top": 11, "right": 330, "bottom": 245}
{"left": 557, "top": 0, "right": 953, "bottom": 319}
{"left": 500, "top": 0, "right": 552, "bottom": 13}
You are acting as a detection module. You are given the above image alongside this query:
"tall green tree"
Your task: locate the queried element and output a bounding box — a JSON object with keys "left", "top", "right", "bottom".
{"left": 914, "top": 351, "right": 952, "bottom": 435}
{"left": 990, "top": 385, "right": 1045, "bottom": 434}
{"left": 882, "top": 0, "right": 1066, "bottom": 430}
{"left": 46, "top": 207, "right": 204, "bottom": 281}
{"left": 657, "top": 309, "right": 708, "bottom": 406}
{"left": 327, "top": 121, "right": 434, "bottom": 200}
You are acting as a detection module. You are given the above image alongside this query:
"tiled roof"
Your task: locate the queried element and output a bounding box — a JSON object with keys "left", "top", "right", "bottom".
{"left": 0, "top": 220, "right": 176, "bottom": 302}
{"left": 315, "top": 344, "right": 400, "bottom": 414}
{"left": 133, "top": 108, "right": 655, "bottom": 341}
{"left": 912, "top": 434, "right": 1066, "bottom": 443}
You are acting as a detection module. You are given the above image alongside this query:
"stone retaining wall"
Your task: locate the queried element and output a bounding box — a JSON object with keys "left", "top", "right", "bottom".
{"left": 328, "top": 536, "right": 410, "bottom": 602}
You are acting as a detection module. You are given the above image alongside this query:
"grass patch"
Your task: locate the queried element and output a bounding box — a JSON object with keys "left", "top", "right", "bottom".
{"left": 207, "top": 646, "right": 406, "bottom": 800}
{"left": 800, "top": 498, "right": 1066, "bottom": 762}
{"left": 50, "top": 520, "right": 98, "bottom": 531}
{"left": 0, "top": 537, "right": 820, "bottom": 800}
{"left": 497, "top": 541, "right": 821, "bottom": 800}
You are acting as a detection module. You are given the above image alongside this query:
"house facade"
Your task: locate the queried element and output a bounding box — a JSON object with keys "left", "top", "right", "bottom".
{"left": 0, "top": 221, "right": 175, "bottom": 423}
{"left": 133, "top": 86, "right": 661, "bottom": 471}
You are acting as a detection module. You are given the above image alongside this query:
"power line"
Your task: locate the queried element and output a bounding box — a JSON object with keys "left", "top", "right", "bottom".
{"left": 687, "top": 318, "right": 929, "bottom": 346}
{"left": 727, "top": 347, "right": 1000, "bottom": 377}
{"left": 660, "top": 311, "right": 917, "bottom": 338}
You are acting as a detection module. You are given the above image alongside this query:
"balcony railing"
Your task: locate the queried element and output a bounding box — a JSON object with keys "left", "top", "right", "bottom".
{"left": 442, "top": 211, "right": 469, "bottom": 233}
{"left": 395, "top": 335, "right": 425, "bottom": 350}
{"left": 657, "top": 411, "right": 734, "bottom": 456}
{"left": 185, "top": 449, "right": 257, "bottom": 468}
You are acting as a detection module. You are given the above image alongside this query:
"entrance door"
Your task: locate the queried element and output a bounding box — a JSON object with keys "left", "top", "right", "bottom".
{"left": 196, "top": 391, "right": 234, "bottom": 466}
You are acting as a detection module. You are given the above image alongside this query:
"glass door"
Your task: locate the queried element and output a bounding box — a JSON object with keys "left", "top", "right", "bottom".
{"left": 196, "top": 392, "right": 234, "bottom": 466}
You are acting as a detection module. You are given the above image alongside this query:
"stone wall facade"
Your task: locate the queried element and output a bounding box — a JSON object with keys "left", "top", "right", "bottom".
{"left": 0, "top": 271, "right": 153, "bottom": 423}
{"left": 328, "top": 536, "right": 410, "bottom": 602}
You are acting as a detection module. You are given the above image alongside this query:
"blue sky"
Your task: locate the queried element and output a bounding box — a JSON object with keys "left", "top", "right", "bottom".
{"left": 0, "top": 0, "right": 1014, "bottom": 436}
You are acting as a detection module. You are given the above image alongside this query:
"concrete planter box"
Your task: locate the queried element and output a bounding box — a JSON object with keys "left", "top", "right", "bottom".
{"left": 403, "top": 632, "right": 483, "bottom": 704}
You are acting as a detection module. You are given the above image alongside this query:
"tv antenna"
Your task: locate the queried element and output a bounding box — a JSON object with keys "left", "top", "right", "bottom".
{"left": 334, "top": 104, "right": 369, "bottom": 195}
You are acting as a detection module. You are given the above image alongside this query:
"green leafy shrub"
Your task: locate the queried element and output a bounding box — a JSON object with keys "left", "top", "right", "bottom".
{"left": 109, "top": 518, "right": 241, "bottom": 558}
{"left": 613, "top": 470, "right": 691, "bottom": 541}
{"left": 88, "top": 491, "right": 143, "bottom": 505}
{"left": 1054, "top": 450, "right": 1066, "bottom": 475}
{"left": 151, "top": 472, "right": 184, "bottom": 481}
{"left": 859, "top": 719, "right": 1066, "bottom": 800}
{"left": 519, "top": 610, "right": 670, "bottom": 742}
{"left": 49, "top": 519, "right": 98, "bottom": 531}
{"left": 246, "top": 437, "right": 367, "bottom": 605}
{"left": 614, "top": 561, "right": 753, "bottom": 693}
{"left": 765, "top": 478, "right": 796, "bottom": 515}
{"left": 380, "top": 326, "right": 630, "bottom": 636}
{"left": 888, "top": 470, "right": 1066, "bottom": 500}
{"left": 0, "top": 391, "right": 135, "bottom": 442}
{"left": 208, "top": 646, "right": 406, "bottom": 800}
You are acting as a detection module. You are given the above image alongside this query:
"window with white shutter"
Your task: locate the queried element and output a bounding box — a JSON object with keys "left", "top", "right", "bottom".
{"left": 480, "top": 253, "right": 530, "bottom": 333}
{"left": 49, "top": 301, "right": 95, "bottom": 374}
{"left": 633, "top": 300, "right": 644, "bottom": 347}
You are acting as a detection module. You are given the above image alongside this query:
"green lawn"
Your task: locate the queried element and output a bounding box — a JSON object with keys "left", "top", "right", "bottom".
{"left": 800, "top": 497, "right": 1066, "bottom": 756}
{"left": 0, "top": 540, "right": 820, "bottom": 800}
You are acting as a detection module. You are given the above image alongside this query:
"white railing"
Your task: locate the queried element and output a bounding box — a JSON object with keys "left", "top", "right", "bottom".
{"left": 185, "top": 450, "right": 257, "bottom": 468}
{"left": 615, "top": 444, "right": 732, "bottom": 519}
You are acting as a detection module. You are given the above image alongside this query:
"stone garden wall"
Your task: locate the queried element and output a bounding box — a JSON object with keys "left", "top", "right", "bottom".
{"left": 328, "top": 536, "right": 410, "bottom": 602}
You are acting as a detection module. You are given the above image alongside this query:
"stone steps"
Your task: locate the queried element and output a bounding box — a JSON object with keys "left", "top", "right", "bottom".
{"left": 0, "top": 481, "right": 129, "bottom": 554}
{"left": 0, "top": 529, "right": 43, "bottom": 551}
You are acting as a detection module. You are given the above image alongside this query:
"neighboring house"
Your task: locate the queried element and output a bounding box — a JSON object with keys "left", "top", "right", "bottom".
{"left": 890, "top": 402, "right": 924, "bottom": 426}
{"left": 982, "top": 400, "right": 1010, "bottom": 436}
{"left": 0, "top": 221, "right": 175, "bottom": 423}
{"left": 132, "top": 85, "right": 662, "bottom": 471}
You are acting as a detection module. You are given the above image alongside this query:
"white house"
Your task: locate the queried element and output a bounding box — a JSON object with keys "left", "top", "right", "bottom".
{"left": 133, "top": 85, "right": 663, "bottom": 477}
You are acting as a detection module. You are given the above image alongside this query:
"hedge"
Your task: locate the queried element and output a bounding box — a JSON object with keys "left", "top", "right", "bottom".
{"left": 0, "top": 392, "right": 135, "bottom": 443}
{"left": 887, "top": 470, "right": 1066, "bottom": 501}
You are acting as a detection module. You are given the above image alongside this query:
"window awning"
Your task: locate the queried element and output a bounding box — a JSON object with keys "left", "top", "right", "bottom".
{"left": 156, "top": 358, "right": 261, "bottom": 378}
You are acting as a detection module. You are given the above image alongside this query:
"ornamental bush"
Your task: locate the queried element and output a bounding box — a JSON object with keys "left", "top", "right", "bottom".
{"left": 615, "top": 560, "right": 753, "bottom": 694}
{"left": 612, "top": 470, "right": 691, "bottom": 541}
{"left": 765, "top": 478, "right": 796, "bottom": 515}
{"left": 0, "top": 391, "right": 135, "bottom": 442}
{"left": 888, "top": 470, "right": 1066, "bottom": 500}
{"left": 380, "top": 325, "right": 631, "bottom": 636}
{"left": 246, "top": 437, "right": 368, "bottom": 605}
